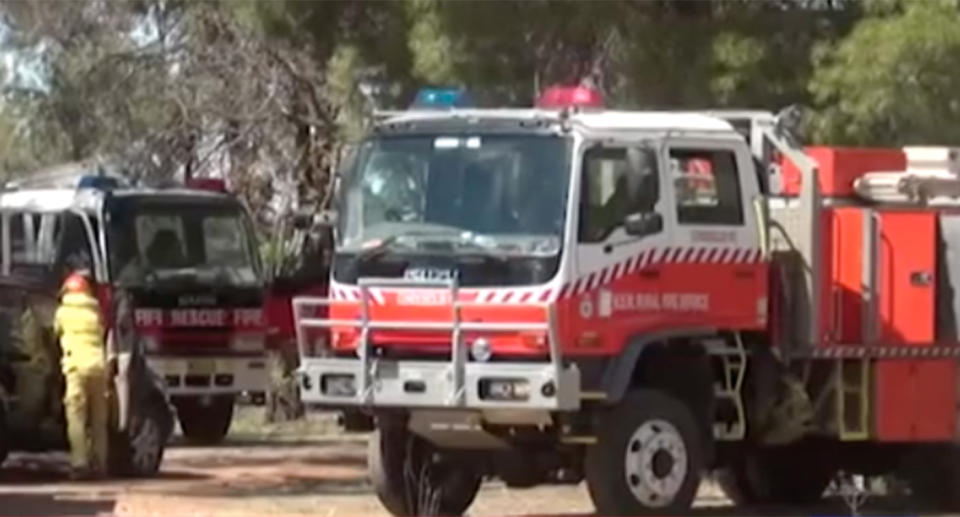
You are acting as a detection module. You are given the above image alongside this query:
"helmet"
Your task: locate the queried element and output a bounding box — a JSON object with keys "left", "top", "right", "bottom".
{"left": 61, "top": 272, "right": 92, "bottom": 294}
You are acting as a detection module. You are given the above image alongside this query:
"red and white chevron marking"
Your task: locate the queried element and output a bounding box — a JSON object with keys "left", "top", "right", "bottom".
{"left": 558, "top": 246, "right": 763, "bottom": 299}
{"left": 329, "top": 246, "right": 763, "bottom": 305}
{"left": 328, "top": 285, "right": 555, "bottom": 306}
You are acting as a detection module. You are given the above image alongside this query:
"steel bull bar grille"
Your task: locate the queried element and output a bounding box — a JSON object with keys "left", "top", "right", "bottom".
{"left": 293, "top": 278, "right": 580, "bottom": 410}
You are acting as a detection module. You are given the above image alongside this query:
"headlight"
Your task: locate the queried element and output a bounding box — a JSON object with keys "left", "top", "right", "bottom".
{"left": 231, "top": 333, "right": 265, "bottom": 352}
{"left": 470, "top": 337, "right": 492, "bottom": 362}
{"left": 479, "top": 378, "right": 529, "bottom": 401}
{"left": 139, "top": 335, "right": 160, "bottom": 353}
{"left": 321, "top": 374, "right": 356, "bottom": 397}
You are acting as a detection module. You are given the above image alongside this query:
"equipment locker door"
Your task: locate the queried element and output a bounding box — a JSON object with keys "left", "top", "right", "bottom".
{"left": 878, "top": 211, "right": 936, "bottom": 344}
{"left": 873, "top": 211, "right": 954, "bottom": 442}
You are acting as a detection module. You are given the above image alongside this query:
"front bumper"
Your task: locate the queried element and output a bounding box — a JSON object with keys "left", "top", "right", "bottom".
{"left": 294, "top": 277, "right": 581, "bottom": 412}
{"left": 146, "top": 355, "right": 267, "bottom": 396}
{"left": 299, "top": 357, "right": 580, "bottom": 410}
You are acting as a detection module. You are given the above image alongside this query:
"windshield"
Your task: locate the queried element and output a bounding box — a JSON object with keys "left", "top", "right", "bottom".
{"left": 108, "top": 200, "right": 261, "bottom": 288}
{"left": 339, "top": 133, "right": 570, "bottom": 256}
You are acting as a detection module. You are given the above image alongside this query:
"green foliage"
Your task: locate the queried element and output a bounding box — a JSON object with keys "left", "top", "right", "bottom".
{"left": 810, "top": 1, "right": 960, "bottom": 145}
{"left": 4, "top": 0, "right": 960, "bottom": 207}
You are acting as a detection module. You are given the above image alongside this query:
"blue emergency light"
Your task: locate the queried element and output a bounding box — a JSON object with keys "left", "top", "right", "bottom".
{"left": 77, "top": 175, "right": 121, "bottom": 190}
{"left": 410, "top": 87, "right": 473, "bottom": 110}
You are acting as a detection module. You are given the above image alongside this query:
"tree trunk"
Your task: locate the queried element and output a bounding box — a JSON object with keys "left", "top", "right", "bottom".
{"left": 264, "top": 348, "right": 305, "bottom": 423}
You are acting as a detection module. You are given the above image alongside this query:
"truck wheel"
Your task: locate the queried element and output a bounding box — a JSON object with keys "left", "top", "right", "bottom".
{"left": 585, "top": 389, "right": 704, "bottom": 516}
{"left": 0, "top": 405, "right": 9, "bottom": 467}
{"left": 368, "top": 425, "right": 482, "bottom": 516}
{"left": 715, "top": 444, "right": 833, "bottom": 505}
{"left": 110, "top": 399, "right": 171, "bottom": 477}
{"left": 175, "top": 395, "right": 234, "bottom": 445}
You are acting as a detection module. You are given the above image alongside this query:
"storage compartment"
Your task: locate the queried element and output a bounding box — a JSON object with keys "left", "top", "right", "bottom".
{"left": 821, "top": 208, "right": 864, "bottom": 344}
{"left": 817, "top": 209, "right": 936, "bottom": 346}
{"left": 874, "top": 359, "right": 957, "bottom": 441}
{"left": 780, "top": 147, "right": 906, "bottom": 197}
{"left": 877, "top": 212, "right": 936, "bottom": 344}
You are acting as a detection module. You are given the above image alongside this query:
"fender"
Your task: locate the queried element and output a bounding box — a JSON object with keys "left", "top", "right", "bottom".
{"left": 600, "top": 327, "right": 716, "bottom": 404}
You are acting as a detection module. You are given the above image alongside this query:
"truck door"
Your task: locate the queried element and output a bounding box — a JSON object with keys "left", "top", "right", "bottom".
{"left": 568, "top": 137, "right": 766, "bottom": 356}
{"left": 663, "top": 138, "right": 766, "bottom": 330}
{"left": 569, "top": 142, "right": 672, "bottom": 355}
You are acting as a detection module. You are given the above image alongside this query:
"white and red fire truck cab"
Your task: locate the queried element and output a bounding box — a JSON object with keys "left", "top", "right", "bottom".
{"left": 0, "top": 164, "right": 267, "bottom": 444}
{"left": 294, "top": 88, "right": 960, "bottom": 516}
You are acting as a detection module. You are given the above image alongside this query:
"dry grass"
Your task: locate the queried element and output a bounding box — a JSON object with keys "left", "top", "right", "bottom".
{"left": 225, "top": 404, "right": 351, "bottom": 442}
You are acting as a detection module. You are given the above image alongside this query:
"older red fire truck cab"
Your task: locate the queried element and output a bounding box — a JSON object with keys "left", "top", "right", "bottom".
{"left": 294, "top": 88, "right": 960, "bottom": 515}
{"left": 1, "top": 166, "right": 267, "bottom": 445}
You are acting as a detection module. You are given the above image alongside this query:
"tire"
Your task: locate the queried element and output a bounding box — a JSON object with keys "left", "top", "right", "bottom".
{"left": 110, "top": 399, "right": 171, "bottom": 477}
{"left": 715, "top": 443, "right": 833, "bottom": 505}
{"left": 585, "top": 389, "right": 704, "bottom": 516}
{"left": 175, "top": 395, "right": 234, "bottom": 445}
{"left": 368, "top": 425, "right": 482, "bottom": 516}
{"left": 0, "top": 404, "right": 9, "bottom": 467}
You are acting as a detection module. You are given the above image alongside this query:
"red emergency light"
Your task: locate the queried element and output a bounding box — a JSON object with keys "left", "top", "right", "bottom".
{"left": 186, "top": 178, "right": 227, "bottom": 192}
{"left": 536, "top": 85, "right": 605, "bottom": 110}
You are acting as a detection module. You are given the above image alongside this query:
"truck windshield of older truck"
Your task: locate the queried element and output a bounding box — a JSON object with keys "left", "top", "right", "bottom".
{"left": 108, "top": 200, "right": 261, "bottom": 287}
{"left": 339, "top": 134, "right": 569, "bottom": 257}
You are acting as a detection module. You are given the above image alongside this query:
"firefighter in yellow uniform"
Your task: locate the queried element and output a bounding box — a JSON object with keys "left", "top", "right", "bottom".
{"left": 53, "top": 271, "right": 108, "bottom": 479}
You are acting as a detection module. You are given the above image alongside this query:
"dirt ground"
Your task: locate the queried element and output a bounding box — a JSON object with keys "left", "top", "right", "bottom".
{"left": 0, "top": 407, "right": 943, "bottom": 517}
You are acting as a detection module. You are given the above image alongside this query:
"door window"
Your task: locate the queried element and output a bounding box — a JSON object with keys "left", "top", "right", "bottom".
{"left": 579, "top": 146, "right": 660, "bottom": 243}
{"left": 670, "top": 148, "right": 743, "bottom": 225}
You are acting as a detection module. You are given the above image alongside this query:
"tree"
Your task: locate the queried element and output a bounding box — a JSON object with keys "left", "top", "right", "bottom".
{"left": 809, "top": 1, "right": 960, "bottom": 145}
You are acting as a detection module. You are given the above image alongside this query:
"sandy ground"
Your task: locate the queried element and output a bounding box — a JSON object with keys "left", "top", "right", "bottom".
{"left": 0, "top": 407, "right": 942, "bottom": 517}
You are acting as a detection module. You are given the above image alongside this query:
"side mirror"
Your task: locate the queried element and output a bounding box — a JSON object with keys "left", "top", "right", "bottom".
{"left": 624, "top": 212, "right": 663, "bottom": 237}
{"left": 293, "top": 210, "right": 337, "bottom": 230}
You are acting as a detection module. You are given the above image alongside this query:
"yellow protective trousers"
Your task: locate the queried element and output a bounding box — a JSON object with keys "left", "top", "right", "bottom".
{"left": 63, "top": 363, "right": 108, "bottom": 472}
{"left": 54, "top": 291, "right": 108, "bottom": 472}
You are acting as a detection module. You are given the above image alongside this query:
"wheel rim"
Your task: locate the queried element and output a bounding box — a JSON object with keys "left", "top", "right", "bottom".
{"left": 132, "top": 419, "right": 161, "bottom": 473}
{"left": 623, "top": 419, "right": 688, "bottom": 508}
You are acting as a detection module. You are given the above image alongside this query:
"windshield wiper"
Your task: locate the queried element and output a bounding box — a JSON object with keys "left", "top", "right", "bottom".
{"left": 355, "top": 234, "right": 414, "bottom": 263}
{"left": 353, "top": 230, "right": 511, "bottom": 264}
{"left": 450, "top": 236, "right": 510, "bottom": 263}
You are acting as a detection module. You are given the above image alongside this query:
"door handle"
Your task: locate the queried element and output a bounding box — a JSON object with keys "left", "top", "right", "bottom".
{"left": 638, "top": 269, "right": 660, "bottom": 279}
{"left": 734, "top": 269, "right": 755, "bottom": 279}
{"left": 910, "top": 270, "right": 932, "bottom": 287}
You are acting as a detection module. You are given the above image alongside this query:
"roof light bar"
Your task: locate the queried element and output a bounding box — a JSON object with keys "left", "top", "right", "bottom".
{"left": 536, "top": 85, "right": 605, "bottom": 110}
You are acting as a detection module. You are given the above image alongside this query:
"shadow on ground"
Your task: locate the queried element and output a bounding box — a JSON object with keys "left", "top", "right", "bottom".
{"left": 0, "top": 493, "right": 114, "bottom": 516}
{"left": 154, "top": 472, "right": 372, "bottom": 498}
{"left": 685, "top": 495, "right": 933, "bottom": 517}
{"left": 166, "top": 451, "right": 366, "bottom": 470}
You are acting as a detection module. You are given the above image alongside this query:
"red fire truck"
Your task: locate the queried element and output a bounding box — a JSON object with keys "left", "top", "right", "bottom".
{"left": 293, "top": 86, "right": 960, "bottom": 515}
{"left": 2, "top": 165, "right": 268, "bottom": 445}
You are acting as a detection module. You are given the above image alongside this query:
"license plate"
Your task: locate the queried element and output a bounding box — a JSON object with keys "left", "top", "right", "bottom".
{"left": 187, "top": 359, "right": 215, "bottom": 375}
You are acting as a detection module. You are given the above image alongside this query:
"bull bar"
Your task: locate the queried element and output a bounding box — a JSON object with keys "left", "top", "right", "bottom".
{"left": 293, "top": 278, "right": 581, "bottom": 410}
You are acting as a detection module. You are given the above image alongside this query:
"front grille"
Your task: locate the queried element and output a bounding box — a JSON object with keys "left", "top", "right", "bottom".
{"left": 185, "top": 375, "right": 211, "bottom": 387}
{"left": 159, "top": 331, "right": 230, "bottom": 350}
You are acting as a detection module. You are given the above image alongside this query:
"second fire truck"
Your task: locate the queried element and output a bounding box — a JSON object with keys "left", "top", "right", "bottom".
{"left": 294, "top": 87, "right": 960, "bottom": 515}
{"left": 2, "top": 165, "right": 268, "bottom": 445}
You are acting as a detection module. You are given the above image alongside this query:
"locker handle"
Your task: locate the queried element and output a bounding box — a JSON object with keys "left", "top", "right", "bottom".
{"left": 910, "top": 270, "right": 933, "bottom": 287}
